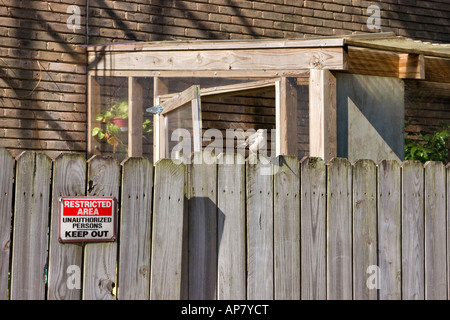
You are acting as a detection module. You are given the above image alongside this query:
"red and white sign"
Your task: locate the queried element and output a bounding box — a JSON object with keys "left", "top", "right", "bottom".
{"left": 58, "top": 196, "right": 117, "bottom": 243}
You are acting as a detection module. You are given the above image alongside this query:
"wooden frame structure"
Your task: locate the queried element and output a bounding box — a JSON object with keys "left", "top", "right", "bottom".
{"left": 86, "top": 32, "right": 450, "bottom": 163}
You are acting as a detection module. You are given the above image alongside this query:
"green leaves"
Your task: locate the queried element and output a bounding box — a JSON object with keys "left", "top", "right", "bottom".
{"left": 92, "top": 100, "right": 153, "bottom": 154}
{"left": 405, "top": 123, "right": 450, "bottom": 163}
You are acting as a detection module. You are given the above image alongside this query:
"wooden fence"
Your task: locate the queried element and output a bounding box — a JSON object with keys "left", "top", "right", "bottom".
{"left": 0, "top": 148, "right": 449, "bottom": 300}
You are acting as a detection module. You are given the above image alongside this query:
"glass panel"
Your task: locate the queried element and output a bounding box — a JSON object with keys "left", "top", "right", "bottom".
{"left": 90, "top": 76, "right": 155, "bottom": 161}
{"left": 90, "top": 76, "right": 128, "bottom": 161}
{"left": 134, "top": 77, "right": 154, "bottom": 161}
{"left": 201, "top": 86, "right": 277, "bottom": 159}
{"left": 165, "top": 102, "right": 194, "bottom": 160}
{"left": 295, "top": 77, "right": 309, "bottom": 159}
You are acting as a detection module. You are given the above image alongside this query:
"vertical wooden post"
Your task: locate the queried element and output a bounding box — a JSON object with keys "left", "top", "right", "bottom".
{"left": 377, "top": 160, "right": 401, "bottom": 300}
{"left": 150, "top": 159, "right": 185, "bottom": 299}
{"left": 217, "top": 153, "right": 246, "bottom": 300}
{"left": 88, "top": 75, "right": 101, "bottom": 158}
{"left": 83, "top": 156, "right": 120, "bottom": 300}
{"left": 300, "top": 157, "right": 326, "bottom": 300}
{"left": 274, "top": 156, "right": 300, "bottom": 299}
{"left": 247, "top": 157, "right": 274, "bottom": 300}
{"left": 128, "top": 77, "right": 143, "bottom": 157}
{"left": 11, "top": 152, "right": 52, "bottom": 300}
{"left": 0, "top": 148, "right": 14, "bottom": 300}
{"left": 191, "top": 86, "right": 202, "bottom": 154}
{"left": 352, "top": 159, "right": 377, "bottom": 300}
{"left": 47, "top": 153, "right": 86, "bottom": 300}
{"left": 279, "top": 77, "right": 298, "bottom": 156}
{"left": 188, "top": 152, "right": 217, "bottom": 299}
{"left": 118, "top": 157, "right": 153, "bottom": 300}
{"left": 424, "top": 161, "right": 447, "bottom": 300}
{"left": 326, "top": 158, "right": 352, "bottom": 300}
{"left": 153, "top": 77, "right": 169, "bottom": 163}
{"left": 401, "top": 161, "right": 424, "bottom": 300}
{"left": 309, "top": 69, "right": 337, "bottom": 162}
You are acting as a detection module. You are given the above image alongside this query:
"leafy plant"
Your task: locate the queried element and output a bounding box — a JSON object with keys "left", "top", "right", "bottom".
{"left": 404, "top": 120, "right": 450, "bottom": 164}
{"left": 92, "top": 100, "right": 152, "bottom": 153}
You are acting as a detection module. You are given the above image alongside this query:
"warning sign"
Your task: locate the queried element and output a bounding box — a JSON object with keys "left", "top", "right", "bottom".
{"left": 58, "top": 196, "right": 117, "bottom": 243}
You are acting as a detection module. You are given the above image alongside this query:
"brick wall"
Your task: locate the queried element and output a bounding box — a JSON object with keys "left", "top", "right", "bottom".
{"left": 0, "top": 0, "right": 449, "bottom": 158}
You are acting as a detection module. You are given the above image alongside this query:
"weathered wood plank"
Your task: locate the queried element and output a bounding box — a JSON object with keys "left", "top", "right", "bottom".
{"left": 352, "top": 159, "right": 377, "bottom": 300}
{"left": 94, "top": 47, "right": 347, "bottom": 72}
{"left": 377, "top": 160, "right": 401, "bottom": 300}
{"left": 0, "top": 148, "right": 14, "bottom": 300}
{"left": 188, "top": 152, "right": 217, "bottom": 299}
{"left": 217, "top": 153, "right": 246, "bottom": 300}
{"left": 401, "top": 161, "right": 424, "bottom": 300}
{"left": 300, "top": 157, "right": 326, "bottom": 300}
{"left": 117, "top": 157, "right": 153, "bottom": 300}
{"left": 47, "top": 153, "right": 86, "bottom": 300}
{"left": 447, "top": 163, "right": 450, "bottom": 300}
{"left": 247, "top": 156, "right": 274, "bottom": 300}
{"left": 274, "top": 156, "right": 300, "bottom": 299}
{"left": 424, "top": 161, "right": 447, "bottom": 300}
{"left": 128, "top": 77, "right": 144, "bottom": 157}
{"left": 279, "top": 78, "right": 298, "bottom": 156}
{"left": 327, "top": 158, "right": 352, "bottom": 300}
{"left": 150, "top": 159, "right": 185, "bottom": 300}
{"left": 83, "top": 156, "right": 120, "bottom": 300}
{"left": 10, "top": 152, "right": 52, "bottom": 300}
{"left": 309, "top": 69, "right": 337, "bottom": 162}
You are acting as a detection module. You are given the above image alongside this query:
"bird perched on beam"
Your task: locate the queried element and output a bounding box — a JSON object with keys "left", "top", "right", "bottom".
{"left": 242, "top": 129, "right": 267, "bottom": 156}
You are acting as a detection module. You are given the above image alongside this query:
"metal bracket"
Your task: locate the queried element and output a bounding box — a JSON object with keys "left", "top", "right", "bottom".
{"left": 146, "top": 105, "right": 163, "bottom": 114}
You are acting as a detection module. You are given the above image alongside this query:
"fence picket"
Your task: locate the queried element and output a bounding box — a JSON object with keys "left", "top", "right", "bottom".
{"left": 447, "top": 163, "right": 450, "bottom": 300}
{"left": 10, "top": 151, "right": 52, "bottom": 300}
{"left": 377, "top": 160, "right": 401, "bottom": 300}
{"left": 424, "top": 161, "right": 447, "bottom": 300}
{"left": 217, "top": 153, "right": 246, "bottom": 300}
{"left": 117, "top": 157, "right": 153, "bottom": 300}
{"left": 247, "top": 156, "right": 274, "bottom": 300}
{"left": 401, "top": 161, "right": 424, "bottom": 300}
{"left": 83, "top": 156, "right": 120, "bottom": 300}
{"left": 188, "top": 152, "right": 218, "bottom": 299}
{"left": 274, "top": 156, "right": 300, "bottom": 300}
{"left": 150, "top": 159, "right": 185, "bottom": 300}
{"left": 327, "top": 158, "right": 352, "bottom": 300}
{"left": 0, "top": 148, "right": 14, "bottom": 300}
{"left": 300, "top": 157, "right": 326, "bottom": 300}
{"left": 352, "top": 159, "right": 377, "bottom": 300}
{"left": 47, "top": 153, "right": 86, "bottom": 300}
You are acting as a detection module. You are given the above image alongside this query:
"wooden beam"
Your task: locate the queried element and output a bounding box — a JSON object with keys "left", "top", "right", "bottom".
{"left": 309, "top": 69, "right": 337, "bottom": 162}
{"left": 128, "top": 77, "right": 143, "bottom": 157}
{"left": 347, "top": 47, "right": 399, "bottom": 78}
{"left": 158, "top": 79, "right": 278, "bottom": 103}
{"left": 91, "top": 47, "right": 347, "bottom": 72}
{"left": 88, "top": 69, "right": 311, "bottom": 78}
{"left": 87, "top": 37, "right": 346, "bottom": 53}
{"left": 160, "top": 85, "right": 199, "bottom": 115}
{"left": 279, "top": 77, "right": 298, "bottom": 156}
{"left": 153, "top": 77, "right": 168, "bottom": 163}
{"left": 347, "top": 47, "right": 427, "bottom": 80}
{"left": 191, "top": 87, "right": 202, "bottom": 153}
{"left": 425, "top": 56, "right": 450, "bottom": 83}
{"left": 398, "top": 54, "right": 425, "bottom": 79}
{"left": 87, "top": 75, "right": 101, "bottom": 158}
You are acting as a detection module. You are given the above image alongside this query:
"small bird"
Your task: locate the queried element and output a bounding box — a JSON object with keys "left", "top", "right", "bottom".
{"left": 243, "top": 129, "right": 267, "bottom": 156}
